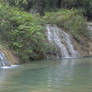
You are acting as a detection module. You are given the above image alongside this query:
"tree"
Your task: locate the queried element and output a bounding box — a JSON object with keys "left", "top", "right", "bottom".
{"left": 57, "top": 0, "right": 62, "bottom": 8}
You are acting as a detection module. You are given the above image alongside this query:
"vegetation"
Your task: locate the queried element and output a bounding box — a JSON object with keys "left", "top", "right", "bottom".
{"left": 0, "top": 4, "right": 49, "bottom": 62}
{"left": 44, "top": 9, "right": 88, "bottom": 39}
{"left": 0, "top": 0, "right": 91, "bottom": 62}
{"left": 3, "top": 0, "right": 92, "bottom": 18}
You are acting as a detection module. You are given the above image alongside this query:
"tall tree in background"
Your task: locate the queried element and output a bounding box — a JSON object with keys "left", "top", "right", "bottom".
{"left": 32, "top": 0, "right": 45, "bottom": 15}
{"left": 57, "top": 0, "right": 62, "bottom": 8}
{"left": 2, "top": 0, "right": 92, "bottom": 17}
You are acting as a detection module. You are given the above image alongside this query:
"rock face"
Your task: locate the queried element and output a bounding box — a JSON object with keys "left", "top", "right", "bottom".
{"left": 46, "top": 24, "right": 92, "bottom": 58}
{"left": 70, "top": 22, "right": 92, "bottom": 57}
{"left": 87, "top": 22, "right": 92, "bottom": 56}
{"left": 88, "top": 22, "right": 92, "bottom": 39}
{"left": 88, "top": 42, "right": 92, "bottom": 55}
{"left": 1, "top": 48, "right": 19, "bottom": 65}
{"left": 71, "top": 36, "right": 91, "bottom": 57}
{"left": 0, "top": 47, "right": 19, "bottom": 67}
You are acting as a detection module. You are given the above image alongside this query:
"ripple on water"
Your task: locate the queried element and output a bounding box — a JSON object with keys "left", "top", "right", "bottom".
{"left": 0, "top": 58, "right": 92, "bottom": 92}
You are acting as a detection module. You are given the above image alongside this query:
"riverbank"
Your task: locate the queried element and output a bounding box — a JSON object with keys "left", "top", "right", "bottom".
{"left": 0, "top": 2, "right": 91, "bottom": 64}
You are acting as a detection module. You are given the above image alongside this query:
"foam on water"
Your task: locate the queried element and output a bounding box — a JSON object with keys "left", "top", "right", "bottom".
{"left": 1, "top": 65, "right": 19, "bottom": 69}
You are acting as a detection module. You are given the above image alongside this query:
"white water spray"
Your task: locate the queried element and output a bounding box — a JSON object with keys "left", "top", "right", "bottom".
{"left": 46, "top": 25, "right": 78, "bottom": 58}
{"left": 0, "top": 51, "right": 11, "bottom": 67}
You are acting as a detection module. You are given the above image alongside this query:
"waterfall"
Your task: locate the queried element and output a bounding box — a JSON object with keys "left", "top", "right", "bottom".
{"left": 46, "top": 24, "right": 78, "bottom": 58}
{"left": 0, "top": 51, "right": 11, "bottom": 67}
{"left": 88, "top": 22, "right": 92, "bottom": 40}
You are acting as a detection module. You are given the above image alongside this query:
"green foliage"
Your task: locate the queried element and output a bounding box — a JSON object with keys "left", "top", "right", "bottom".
{"left": 0, "top": 4, "right": 48, "bottom": 62}
{"left": 64, "top": 15, "right": 88, "bottom": 39}
{"left": 0, "top": 1, "right": 90, "bottom": 62}
{"left": 60, "top": 0, "right": 92, "bottom": 18}
{"left": 44, "top": 9, "right": 88, "bottom": 39}
{"left": 2, "top": 0, "right": 92, "bottom": 18}
{"left": 1, "top": 0, "right": 28, "bottom": 10}
{"left": 44, "top": 9, "right": 77, "bottom": 25}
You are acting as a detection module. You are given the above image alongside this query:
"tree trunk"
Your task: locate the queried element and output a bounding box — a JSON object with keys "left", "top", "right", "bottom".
{"left": 57, "top": 0, "right": 62, "bottom": 8}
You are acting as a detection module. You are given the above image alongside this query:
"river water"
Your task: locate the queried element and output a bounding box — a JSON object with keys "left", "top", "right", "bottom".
{"left": 0, "top": 58, "right": 92, "bottom": 92}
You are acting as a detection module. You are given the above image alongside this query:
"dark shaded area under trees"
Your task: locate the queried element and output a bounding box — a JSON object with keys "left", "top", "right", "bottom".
{"left": 2, "top": 0, "right": 92, "bottom": 19}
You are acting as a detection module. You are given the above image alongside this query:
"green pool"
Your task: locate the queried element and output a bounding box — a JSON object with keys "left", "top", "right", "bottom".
{"left": 0, "top": 58, "right": 92, "bottom": 92}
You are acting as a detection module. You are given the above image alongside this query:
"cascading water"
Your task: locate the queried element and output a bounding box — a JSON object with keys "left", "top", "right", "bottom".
{"left": 46, "top": 24, "right": 78, "bottom": 58}
{"left": 0, "top": 51, "right": 11, "bottom": 67}
{"left": 63, "top": 31, "right": 78, "bottom": 57}
{"left": 88, "top": 22, "right": 92, "bottom": 39}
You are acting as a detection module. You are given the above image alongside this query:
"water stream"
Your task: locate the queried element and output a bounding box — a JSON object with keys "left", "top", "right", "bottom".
{"left": 46, "top": 25, "right": 78, "bottom": 58}
{"left": 0, "top": 51, "right": 11, "bottom": 67}
{"left": 88, "top": 22, "right": 92, "bottom": 39}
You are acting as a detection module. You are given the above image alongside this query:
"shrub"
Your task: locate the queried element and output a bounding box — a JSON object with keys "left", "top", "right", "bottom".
{"left": 44, "top": 9, "right": 89, "bottom": 39}
{"left": 0, "top": 4, "right": 48, "bottom": 62}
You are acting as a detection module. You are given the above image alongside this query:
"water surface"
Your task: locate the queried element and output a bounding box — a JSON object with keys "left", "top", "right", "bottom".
{"left": 0, "top": 58, "right": 92, "bottom": 92}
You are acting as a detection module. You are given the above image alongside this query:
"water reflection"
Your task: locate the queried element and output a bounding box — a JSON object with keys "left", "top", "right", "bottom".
{"left": 48, "top": 58, "right": 92, "bottom": 92}
{"left": 0, "top": 58, "right": 92, "bottom": 92}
